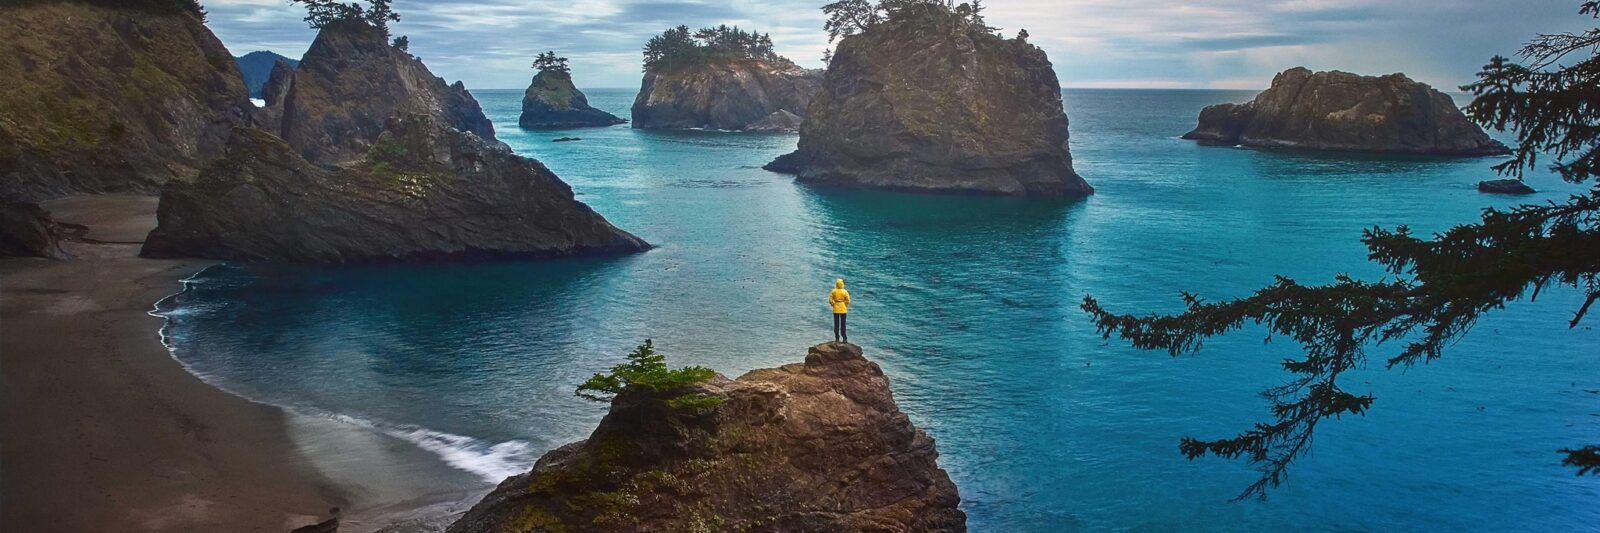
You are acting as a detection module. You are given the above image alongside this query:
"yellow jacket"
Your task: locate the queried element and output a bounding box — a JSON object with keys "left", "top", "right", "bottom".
{"left": 829, "top": 279, "right": 851, "bottom": 314}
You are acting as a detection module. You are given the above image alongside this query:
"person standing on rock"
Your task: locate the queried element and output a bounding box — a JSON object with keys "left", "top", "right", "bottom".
{"left": 829, "top": 279, "right": 851, "bottom": 343}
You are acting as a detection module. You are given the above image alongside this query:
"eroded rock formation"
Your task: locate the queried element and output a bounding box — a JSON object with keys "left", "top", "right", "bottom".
{"left": 519, "top": 71, "right": 625, "bottom": 128}
{"left": 447, "top": 342, "right": 966, "bottom": 533}
{"left": 631, "top": 61, "right": 822, "bottom": 130}
{"left": 765, "top": 5, "right": 1092, "bottom": 197}
{"left": 278, "top": 20, "right": 496, "bottom": 165}
{"left": 1182, "top": 67, "right": 1511, "bottom": 156}
{"left": 142, "top": 115, "right": 646, "bottom": 263}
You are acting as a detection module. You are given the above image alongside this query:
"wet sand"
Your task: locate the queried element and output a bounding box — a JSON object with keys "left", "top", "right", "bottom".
{"left": 1, "top": 195, "right": 488, "bottom": 532}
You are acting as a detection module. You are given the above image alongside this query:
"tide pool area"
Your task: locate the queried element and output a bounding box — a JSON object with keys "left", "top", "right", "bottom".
{"left": 158, "top": 88, "right": 1600, "bottom": 531}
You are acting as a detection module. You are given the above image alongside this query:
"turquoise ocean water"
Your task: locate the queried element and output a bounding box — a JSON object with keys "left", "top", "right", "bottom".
{"left": 158, "top": 88, "right": 1599, "bottom": 531}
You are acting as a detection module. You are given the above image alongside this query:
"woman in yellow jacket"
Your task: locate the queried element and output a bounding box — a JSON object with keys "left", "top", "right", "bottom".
{"left": 829, "top": 278, "right": 851, "bottom": 343}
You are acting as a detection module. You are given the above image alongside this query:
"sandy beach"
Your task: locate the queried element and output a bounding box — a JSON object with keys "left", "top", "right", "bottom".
{"left": 0, "top": 195, "right": 488, "bottom": 532}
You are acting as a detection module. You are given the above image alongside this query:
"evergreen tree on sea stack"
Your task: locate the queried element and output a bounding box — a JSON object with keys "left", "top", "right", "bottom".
{"left": 1082, "top": 1, "right": 1600, "bottom": 501}
{"left": 533, "top": 51, "right": 571, "bottom": 75}
{"left": 291, "top": 0, "right": 400, "bottom": 35}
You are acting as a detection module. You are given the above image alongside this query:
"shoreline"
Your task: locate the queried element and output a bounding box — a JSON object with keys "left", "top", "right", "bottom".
{"left": 1, "top": 195, "right": 487, "bottom": 532}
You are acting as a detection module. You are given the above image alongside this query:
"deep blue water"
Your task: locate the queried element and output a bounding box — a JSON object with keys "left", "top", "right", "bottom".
{"left": 161, "top": 88, "right": 1599, "bottom": 531}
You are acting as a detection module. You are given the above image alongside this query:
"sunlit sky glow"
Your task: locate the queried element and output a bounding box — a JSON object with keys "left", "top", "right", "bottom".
{"left": 205, "top": 0, "right": 1591, "bottom": 91}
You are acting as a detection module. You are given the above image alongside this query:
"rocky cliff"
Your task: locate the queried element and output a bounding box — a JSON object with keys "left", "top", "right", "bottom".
{"left": 765, "top": 6, "right": 1092, "bottom": 197}
{"left": 631, "top": 61, "right": 823, "bottom": 130}
{"left": 446, "top": 342, "right": 966, "bottom": 533}
{"left": 278, "top": 20, "right": 497, "bottom": 165}
{"left": 141, "top": 115, "right": 647, "bottom": 263}
{"left": 519, "top": 71, "right": 625, "bottom": 128}
{"left": 0, "top": 200, "right": 70, "bottom": 259}
{"left": 0, "top": 0, "right": 253, "bottom": 201}
{"left": 1182, "top": 67, "right": 1511, "bottom": 155}
{"left": 235, "top": 50, "right": 299, "bottom": 99}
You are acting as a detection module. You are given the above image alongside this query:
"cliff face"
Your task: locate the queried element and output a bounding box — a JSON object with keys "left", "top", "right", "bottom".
{"left": 765, "top": 6, "right": 1091, "bottom": 197}
{"left": 235, "top": 50, "right": 299, "bottom": 98}
{"left": 279, "top": 21, "right": 496, "bottom": 165}
{"left": 0, "top": 200, "right": 70, "bottom": 259}
{"left": 447, "top": 342, "right": 966, "bottom": 533}
{"left": 519, "top": 71, "right": 625, "bottom": 128}
{"left": 0, "top": 1, "right": 253, "bottom": 201}
{"left": 631, "top": 61, "right": 823, "bottom": 130}
{"left": 1182, "top": 67, "right": 1511, "bottom": 155}
{"left": 142, "top": 115, "right": 647, "bottom": 263}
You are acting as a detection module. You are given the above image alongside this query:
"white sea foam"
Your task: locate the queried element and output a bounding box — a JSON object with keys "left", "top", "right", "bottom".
{"left": 150, "top": 269, "right": 539, "bottom": 484}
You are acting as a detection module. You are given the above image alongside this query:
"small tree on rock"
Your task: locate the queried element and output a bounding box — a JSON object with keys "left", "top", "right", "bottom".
{"left": 577, "top": 340, "right": 722, "bottom": 410}
{"left": 292, "top": 0, "right": 401, "bottom": 36}
{"left": 533, "top": 51, "right": 571, "bottom": 75}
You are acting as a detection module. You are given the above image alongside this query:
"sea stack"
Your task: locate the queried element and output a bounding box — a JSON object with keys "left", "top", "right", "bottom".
{"left": 446, "top": 342, "right": 966, "bottom": 532}
{"left": 765, "top": 5, "right": 1092, "bottom": 197}
{"left": 0, "top": 1, "right": 252, "bottom": 201}
{"left": 278, "top": 19, "right": 496, "bottom": 165}
{"left": 235, "top": 50, "right": 299, "bottom": 99}
{"left": 631, "top": 26, "right": 823, "bottom": 130}
{"left": 519, "top": 70, "right": 625, "bottom": 128}
{"left": 141, "top": 115, "right": 648, "bottom": 263}
{"left": 1183, "top": 67, "right": 1511, "bottom": 156}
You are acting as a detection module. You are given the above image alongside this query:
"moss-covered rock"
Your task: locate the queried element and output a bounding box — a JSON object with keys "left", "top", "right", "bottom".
{"left": 0, "top": 1, "right": 252, "bottom": 200}
{"left": 519, "top": 71, "right": 625, "bottom": 129}
{"left": 446, "top": 342, "right": 966, "bottom": 533}
{"left": 765, "top": 5, "right": 1091, "bottom": 197}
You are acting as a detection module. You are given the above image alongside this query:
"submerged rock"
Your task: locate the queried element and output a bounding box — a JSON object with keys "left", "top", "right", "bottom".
{"left": 631, "top": 61, "right": 823, "bottom": 130}
{"left": 519, "top": 71, "right": 625, "bottom": 128}
{"left": 142, "top": 115, "right": 647, "bottom": 263}
{"left": 1478, "top": 178, "right": 1536, "bottom": 195}
{"left": 0, "top": 1, "right": 252, "bottom": 201}
{"left": 446, "top": 342, "right": 966, "bottom": 533}
{"left": 765, "top": 5, "right": 1092, "bottom": 197}
{"left": 279, "top": 20, "right": 496, "bottom": 165}
{"left": 1183, "top": 67, "right": 1511, "bottom": 156}
{"left": 0, "top": 200, "right": 69, "bottom": 259}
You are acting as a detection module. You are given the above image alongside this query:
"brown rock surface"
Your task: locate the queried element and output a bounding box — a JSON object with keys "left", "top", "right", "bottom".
{"left": 446, "top": 342, "right": 966, "bottom": 533}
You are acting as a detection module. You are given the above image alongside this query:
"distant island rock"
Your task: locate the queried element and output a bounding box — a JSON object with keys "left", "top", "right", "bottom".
{"left": 277, "top": 20, "right": 497, "bottom": 165}
{"left": 142, "top": 115, "right": 647, "bottom": 263}
{"left": 519, "top": 70, "right": 625, "bottom": 129}
{"left": 446, "top": 342, "right": 966, "bottom": 533}
{"left": 552, "top": 137, "right": 582, "bottom": 142}
{"left": 235, "top": 50, "right": 299, "bottom": 99}
{"left": 765, "top": 5, "right": 1092, "bottom": 197}
{"left": 0, "top": 1, "right": 252, "bottom": 201}
{"left": 1478, "top": 178, "right": 1536, "bottom": 195}
{"left": 1183, "top": 67, "right": 1511, "bottom": 156}
{"left": 630, "top": 26, "right": 822, "bottom": 130}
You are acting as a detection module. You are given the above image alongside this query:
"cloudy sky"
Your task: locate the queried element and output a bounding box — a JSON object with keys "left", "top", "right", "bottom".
{"left": 205, "top": 0, "right": 1592, "bottom": 90}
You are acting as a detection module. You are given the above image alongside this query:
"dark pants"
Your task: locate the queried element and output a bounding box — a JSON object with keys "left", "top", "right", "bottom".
{"left": 833, "top": 313, "right": 848, "bottom": 342}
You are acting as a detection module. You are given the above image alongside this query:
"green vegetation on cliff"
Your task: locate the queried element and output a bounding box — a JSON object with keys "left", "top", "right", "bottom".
{"left": 577, "top": 340, "right": 720, "bottom": 410}
{"left": 641, "top": 25, "right": 790, "bottom": 71}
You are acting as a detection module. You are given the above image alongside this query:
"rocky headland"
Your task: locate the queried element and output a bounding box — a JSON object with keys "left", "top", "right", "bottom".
{"left": 277, "top": 20, "right": 497, "bottom": 165}
{"left": 1182, "top": 67, "right": 1511, "bottom": 156}
{"left": 446, "top": 342, "right": 965, "bottom": 532}
{"left": 519, "top": 70, "right": 626, "bottom": 128}
{"left": 765, "top": 5, "right": 1092, "bottom": 197}
{"left": 0, "top": 0, "right": 253, "bottom": 201}
{"left": 142, "top": 115, "right": 647, "bottom": 263}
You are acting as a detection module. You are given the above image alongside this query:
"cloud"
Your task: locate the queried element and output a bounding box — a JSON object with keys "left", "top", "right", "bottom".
{"left": 201, "top": 0, "right": 1596, "bottom": 90}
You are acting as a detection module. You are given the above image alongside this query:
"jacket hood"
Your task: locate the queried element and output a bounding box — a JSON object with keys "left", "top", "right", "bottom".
{"left": 835, "top": 279, "right": 845, "bottom": 289}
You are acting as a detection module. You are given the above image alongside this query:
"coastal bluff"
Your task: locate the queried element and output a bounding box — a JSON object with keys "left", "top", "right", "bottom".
{"left": 446, "top": 342, "right": 967, "bottom": 532}
{"left": 1182, "top": 67, "right": 1511, "bottom": 155}
{"left": 631, "top": 61, "right": 823, "bottom": 131}
{"left": 142, "top": 115, "right": 647, "bottom": 263}
{"left": 0, "top": 1, "right": 252, "bottom": 201}
{"left": 519, "top": 70, "right": 626, "bottom": 128}
{"left": 765, "top": 5, "right": 1092, "bottom": 197}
